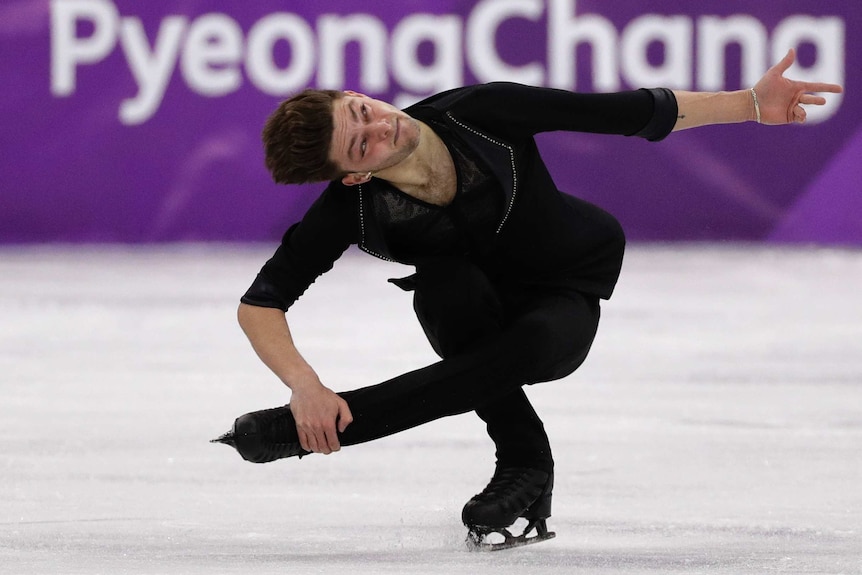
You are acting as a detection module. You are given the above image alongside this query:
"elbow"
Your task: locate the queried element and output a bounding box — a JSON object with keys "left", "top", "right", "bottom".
{"left": 237, "top": 301, "right": 287, "bottom": 336}
{"left": 237, "top": 302, "right": 250, "bottom": 334}
{"left": 237, "top": 302, "right": 263, "bottom": 335}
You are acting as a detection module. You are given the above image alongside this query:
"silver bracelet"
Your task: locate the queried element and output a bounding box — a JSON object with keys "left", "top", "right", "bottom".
{"left": 750, "top": 88, "right": 762, "bottom": 124}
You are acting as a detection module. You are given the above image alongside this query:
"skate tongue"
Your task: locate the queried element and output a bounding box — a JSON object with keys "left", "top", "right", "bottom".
{"left": 210, "top": 429, "right": 237, "bottom": 448}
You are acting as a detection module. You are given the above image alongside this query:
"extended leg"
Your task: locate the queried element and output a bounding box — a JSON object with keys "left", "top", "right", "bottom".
{"left": 215, "top": 286, "right": 599, "bottom": 459}
{"left": 215, "top": 258, "right": 599, "bottom": 456}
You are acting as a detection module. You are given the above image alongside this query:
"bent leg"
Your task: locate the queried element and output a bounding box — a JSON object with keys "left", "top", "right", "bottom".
{"left": 475, "top": 388, "right": 554, "bottom": 473}
{"left": 219, "top": 283, "right": 600, "bottom": 463}
{"left": 404, "top": 261, "right": 558, "bottom": 472}
{"left": 337, "top": 289, "right": 600, "bottom": 447}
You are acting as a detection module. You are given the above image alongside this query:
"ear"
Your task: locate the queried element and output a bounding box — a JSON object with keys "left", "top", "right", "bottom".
{"left": 341, "top": 172, "right": 372, "bottom": 186}
{"left": 343, "top": 90, "right": 366, "bottom": 98}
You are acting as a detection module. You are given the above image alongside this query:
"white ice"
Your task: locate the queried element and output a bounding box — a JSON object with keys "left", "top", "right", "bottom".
{"left": 1, "top": 244, "right": 860, "bottom": 574}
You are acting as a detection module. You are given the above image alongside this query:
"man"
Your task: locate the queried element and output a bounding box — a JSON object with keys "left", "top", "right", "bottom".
{"left": 213, "top": 49, "right": 841, "bottom": 549}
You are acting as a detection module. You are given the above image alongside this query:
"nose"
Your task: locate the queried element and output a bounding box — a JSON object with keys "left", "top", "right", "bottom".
{"left": 373, "top": 117, "right": 392, "bottom": 140}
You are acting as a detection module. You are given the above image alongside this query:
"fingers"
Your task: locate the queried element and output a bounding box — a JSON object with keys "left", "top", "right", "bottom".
{"left": 297, "top": 411, "right": 345, "bottom": 454}
{"left": 308, "top": 400, "right": 353, "bottom": 454}
{"left": 773, "top": 47, "right": 842, "bottom": 94}
{"left": 298, "top": 427, "right": 327, "bottom": 453}
{"left": 801, "top": 82, "right": 843, "bottom": 94}
{"left": 290, "top": 388, "right": 350, "bottom": 455}
{"left": 298, "top": 428, "right": 313, "bottom": 453}
{"left": 773, "top": 48, "right": 796, "bottom": 74}
{"left": 773, "top": 50, "right": 842, "bottom": 93}
{"left": 321, "top": 419, "right": 340, "bottom": 453}
{"left": 793, "top": 105, "right": 807, "bottom": 124}
{"left": 337, "top": 399, "right": 354, "bottom": 433}
{"left": 315, "top": 397, "right": 353, "bottom": 452}
{"left": 799, "top": 93, "right": 827, "bottom": 106}
{"left": 298, "top": 422, "right": 340, "bottom": 454}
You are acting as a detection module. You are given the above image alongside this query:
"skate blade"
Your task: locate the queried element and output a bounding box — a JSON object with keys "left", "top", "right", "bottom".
{"left": 210, "top": 429, "right": 236, "bottom": 447}
{"left": 465, "top": 523, "right": 556, "bottom": 552}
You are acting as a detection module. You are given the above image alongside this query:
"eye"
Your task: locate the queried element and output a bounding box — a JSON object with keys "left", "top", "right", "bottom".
{"left": 361, "top": 140, "right": 367, "bottom": 156}
{"left": 361, "top": 104, "right": 368, "bottom": 119}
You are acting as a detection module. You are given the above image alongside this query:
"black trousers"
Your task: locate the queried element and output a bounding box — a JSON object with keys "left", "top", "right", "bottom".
{"left": 336, "top": 259, "right": 601, "bottom": 472}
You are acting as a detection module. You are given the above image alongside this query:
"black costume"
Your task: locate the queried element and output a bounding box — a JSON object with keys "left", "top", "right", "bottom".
{"left": 215, "top": 82, "right": 679, "bottom": 544}
{"left": 239, "top": 83, "right": 678, "bottom": 474}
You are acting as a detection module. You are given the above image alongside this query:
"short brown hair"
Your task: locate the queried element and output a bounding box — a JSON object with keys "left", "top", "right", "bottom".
{"left": 262, "top": 89, "right": 344, "bottom": 184}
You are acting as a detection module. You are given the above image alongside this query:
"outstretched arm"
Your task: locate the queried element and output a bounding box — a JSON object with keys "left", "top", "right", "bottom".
{"left": 671, "top": 49, "right": 843, "bottom": 131}
{"left": 237, "top": 303, "right": 353, "bottom": 454}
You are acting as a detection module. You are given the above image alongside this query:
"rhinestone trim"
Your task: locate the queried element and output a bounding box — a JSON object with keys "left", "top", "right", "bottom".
{"left": 445, "top": 112, "right": 518, "bottom": 234}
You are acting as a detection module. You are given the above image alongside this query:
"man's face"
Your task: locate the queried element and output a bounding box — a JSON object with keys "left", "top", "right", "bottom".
{"left": 329, "top": 91, "right": 421, "bottom": 179}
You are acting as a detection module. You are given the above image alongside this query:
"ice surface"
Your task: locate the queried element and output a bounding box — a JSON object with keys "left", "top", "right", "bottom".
{"left": 1, "top": 244, "right": 860, "bottom": 574}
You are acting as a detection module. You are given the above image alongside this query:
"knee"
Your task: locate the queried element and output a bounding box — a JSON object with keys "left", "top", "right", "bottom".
{"left": 509, "top": 318, "right": 560, "bottom": 367}
{"left": 505, "top": 315, "right": 596, "bottom": 382}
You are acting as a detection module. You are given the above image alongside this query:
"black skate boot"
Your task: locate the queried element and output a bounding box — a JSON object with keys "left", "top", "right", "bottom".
{"left": 462, "top": 467, "right": 555, "bottom": 551}
{"left": 211, "top": 405, "right": 310, "bottom": 463}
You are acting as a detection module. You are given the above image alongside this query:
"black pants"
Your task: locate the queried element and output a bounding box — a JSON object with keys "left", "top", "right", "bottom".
{"left": 337, "top": 259, "right": 601, "bottom": 472}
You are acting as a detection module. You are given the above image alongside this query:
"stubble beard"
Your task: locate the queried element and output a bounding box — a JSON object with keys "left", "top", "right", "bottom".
{"left": 375, "top": 115, "right": 421, "bottom": 173}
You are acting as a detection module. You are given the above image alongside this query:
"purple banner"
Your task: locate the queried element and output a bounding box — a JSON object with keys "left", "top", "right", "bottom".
{"left": 1, "top": 0, "right": 859, "bottom": 243}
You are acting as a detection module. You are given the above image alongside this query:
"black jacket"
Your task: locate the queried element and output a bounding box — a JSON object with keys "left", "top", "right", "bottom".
{"left": 243, "top": 83, "right": 678, "bottom": 311}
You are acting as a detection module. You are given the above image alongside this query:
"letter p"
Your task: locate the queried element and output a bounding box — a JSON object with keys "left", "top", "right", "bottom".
{"left": 51, "top": 0, "right": 119, "bottom": 96}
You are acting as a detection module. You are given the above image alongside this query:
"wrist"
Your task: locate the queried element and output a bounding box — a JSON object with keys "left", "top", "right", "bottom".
{"left": 281, "top": 364, "right": 321, "bottom": 392}
{"left": 750, "top": 88, "right": 762, "bottom": 123}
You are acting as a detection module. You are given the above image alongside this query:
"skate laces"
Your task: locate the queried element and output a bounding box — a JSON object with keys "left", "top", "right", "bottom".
{"left": 258, "top": 407, "right": 308, "bottom": 458}
{"left": 472, "top": 467, "right": 547, "bottom": 505}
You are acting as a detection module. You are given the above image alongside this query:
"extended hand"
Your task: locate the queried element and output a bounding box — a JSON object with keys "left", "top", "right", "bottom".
{"left": 290, "top": 383, "right": 354, "bottom": 454}
{"left": 753, "top": 49, "right": 843, "bottom": 125}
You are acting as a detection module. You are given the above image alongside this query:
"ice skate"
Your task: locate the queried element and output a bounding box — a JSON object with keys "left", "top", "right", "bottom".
{"left": 211, "top": 405, "right": 310, "bottom": 463}
{"left": 462, "top": 467, "right": 555, "bottom": 551}
{"left": 465, "top": 517, "right": 556, "bottom": 551}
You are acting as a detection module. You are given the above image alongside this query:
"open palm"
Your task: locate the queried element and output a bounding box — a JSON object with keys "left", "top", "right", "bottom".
{"left": 753, "top": 49, "right": 843, "bottom": 125}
